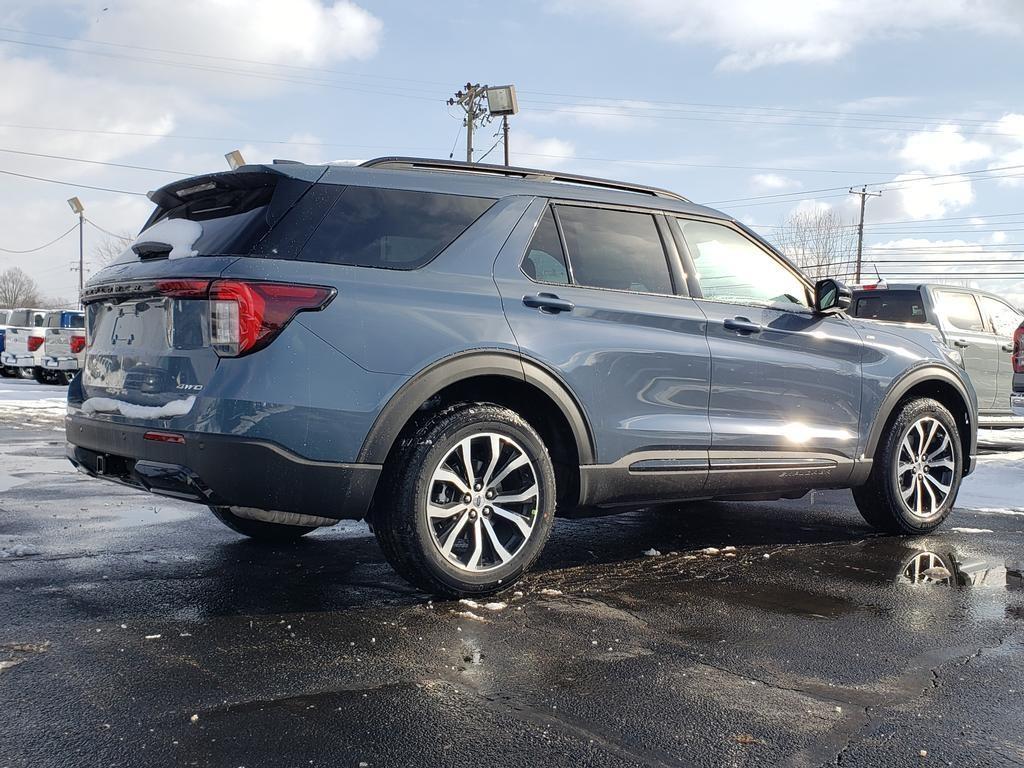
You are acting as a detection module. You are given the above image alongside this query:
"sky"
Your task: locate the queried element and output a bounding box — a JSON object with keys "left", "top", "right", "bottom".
{"left": 0, "top": 0, "right": 1023, "bottom": 305}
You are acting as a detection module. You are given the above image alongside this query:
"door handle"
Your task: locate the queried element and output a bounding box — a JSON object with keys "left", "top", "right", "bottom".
{"left": 952, "top": 338, "right": 970, "bottom": 348}
{"left": 1001, "top": 343, "right": 1015, "bottom": 353}
{"left": 523, "top": 293, "right": 574, "bottom": 314}
{"left": 723, "top": 317, "right": 763, "bottom": 335}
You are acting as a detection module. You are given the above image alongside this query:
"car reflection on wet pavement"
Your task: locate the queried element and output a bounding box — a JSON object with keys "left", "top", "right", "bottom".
{"left": 2, "top": 422, "right": 1023, "bottom": 767}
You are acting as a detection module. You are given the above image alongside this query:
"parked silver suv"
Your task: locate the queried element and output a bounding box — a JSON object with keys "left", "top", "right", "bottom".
{"left": 852, "top": 284, "right": 1023, "bottom": 427}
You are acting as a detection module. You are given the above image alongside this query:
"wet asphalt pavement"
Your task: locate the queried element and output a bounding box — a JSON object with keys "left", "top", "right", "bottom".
{"left": 1, "top": 382, "right": 1023, "bottom": 767}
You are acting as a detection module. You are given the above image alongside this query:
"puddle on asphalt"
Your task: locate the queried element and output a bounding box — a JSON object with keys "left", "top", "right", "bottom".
{"left": 841, "top": 538, "right": 1022, "bottom": 590}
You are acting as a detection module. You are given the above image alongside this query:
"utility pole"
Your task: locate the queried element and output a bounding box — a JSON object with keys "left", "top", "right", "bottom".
{"left": 849, "top": 186, "right": 881, "bottom": 283}
{"left": 67, "top": 197, "right": 85, "bottom": 303}
{"left": 448, "top": 83, "right": 489, "bottom": 163}
{"left": 502, "top": 115, "right": 510, "bottom": 166}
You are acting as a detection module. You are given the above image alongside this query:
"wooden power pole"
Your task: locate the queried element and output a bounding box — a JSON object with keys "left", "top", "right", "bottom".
{"left": 849, "top": 186, "right": 882, "bottom": 283}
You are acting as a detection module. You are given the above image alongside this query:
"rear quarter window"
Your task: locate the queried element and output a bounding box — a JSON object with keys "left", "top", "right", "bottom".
{"left": 297, "top": 187, "right": 495, "bottom": 269}
{"left": 852, "top": 291, "right": 928, "bottom": 323}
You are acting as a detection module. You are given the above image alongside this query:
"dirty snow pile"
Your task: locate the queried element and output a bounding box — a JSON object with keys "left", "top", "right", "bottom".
{"left": 977, "top": 428, "right": 1024, "bottom": 450}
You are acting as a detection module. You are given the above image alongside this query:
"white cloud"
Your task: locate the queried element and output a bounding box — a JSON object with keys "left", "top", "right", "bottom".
{"left": 506, "top": 133, "right": 575, "bottom": 167}
{"left": 555, "top": 0, "right": 1024, "bottom": 70}
{"left": 79, "top": 0, "right": 381, "bottom": 66}
{"left": 751, "top": 173, "right": 801, "bottom": 192}
{"left": 866, "top": 173, "right": 974, "bottom": 222}
{"left": 898, "top": 125, "right": 991, "bottom": 174}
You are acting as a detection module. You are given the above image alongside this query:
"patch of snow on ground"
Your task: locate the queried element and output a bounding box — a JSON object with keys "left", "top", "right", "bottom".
{"left": 949, "top": 527, "right": 994, "bottom": 534}
{"left": 978, "top": 428, "right": 1024, "bottom": 450}
{"left": 956, "top": 450, "right": 1024, "bottom": 513}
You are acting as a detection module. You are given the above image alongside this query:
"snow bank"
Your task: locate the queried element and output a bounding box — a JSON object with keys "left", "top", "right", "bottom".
{"left": 81, "top": 396, "right": 195, "bottom": 420}
{"left": 956, "top": 451, "right": 1024, "bottom": 513}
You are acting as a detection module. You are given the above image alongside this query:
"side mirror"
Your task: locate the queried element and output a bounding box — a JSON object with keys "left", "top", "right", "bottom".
{"left": 814, "top": 278, "right": 852, "bottom": 314}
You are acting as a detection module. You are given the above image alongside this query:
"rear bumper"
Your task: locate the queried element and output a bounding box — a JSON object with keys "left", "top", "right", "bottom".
{"left": 1, "top": 352, "right": 34, "bottom": 368}
{"left": 43, "top": 355, "right": 80, "bottom": 371}
{"left": 65, "top": 414, "right": 381, "bottom": 520}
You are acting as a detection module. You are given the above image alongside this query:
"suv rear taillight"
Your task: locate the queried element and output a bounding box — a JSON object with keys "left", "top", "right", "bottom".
{"left": 27, "top": 335, "right": 43, "bottom": 352}
{"left": 70, "top": 336, "right": 86, "bottom": 354}
{"left": 1013, "top": 324, "right": 1024, "bottom": 374}
{"left": 208, "top": 280, "right": 334, "bottom": 357}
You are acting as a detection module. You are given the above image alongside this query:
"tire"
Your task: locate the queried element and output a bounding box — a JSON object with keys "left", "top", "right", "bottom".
{"left": 208, "top": 506, "right": 316, "bottom": 541}
{"left": 373, "top": 403, "right": 557, "bottom": 598}
{"left": 0, "top": 367, "right": 15, "bottom": 378}
{"left": 58, "top": 371, "right": 77, "bottom": 386}
{"left": 853, "top": 397, "right": 963, "bottom": 534}
{"left": 32, "top": 367, "right": 51, "bottom": 385}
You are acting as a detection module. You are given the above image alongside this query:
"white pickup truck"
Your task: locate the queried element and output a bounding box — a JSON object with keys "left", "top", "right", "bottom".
{"left": 0, "top": 308, "right": 50, "bottom": 379}
{"left": 40, "top": 310, "right": 86, "bottom": 385}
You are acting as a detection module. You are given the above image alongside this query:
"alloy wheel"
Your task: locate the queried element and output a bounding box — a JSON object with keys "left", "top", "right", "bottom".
{"left": 895, "top": 416, "right": 956, "bottom": 518}
{"left": 425, "top": 432, "right": 540, "bottom": 572}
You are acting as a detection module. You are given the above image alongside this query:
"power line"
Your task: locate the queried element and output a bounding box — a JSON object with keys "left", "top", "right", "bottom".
{"left": 85, "top": 218, "right": 132, "bottom": 239}
{"left": 0, "top": 223, "right": 78, "bottom": 254}
{"left": 0, "top": 147, "right": 190, "bottom": 175}
{"left": 0, "top": 167, "right": 147, "bottom": 195}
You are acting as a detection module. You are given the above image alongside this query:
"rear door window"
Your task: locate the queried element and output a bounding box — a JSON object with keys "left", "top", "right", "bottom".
{"left": 298, "top": 187, "right": 494, "bottom": 269}
{"left": 522, "top": 207, "right": 570, "bottom": 285}
{"left": 555, "top": 205, "right": 673, "bottom": 294}
{"left": 852, "top": 290, "right": 928, "bottom": 323}
{"left": 934, "top": 290, "right": 985, "bottom": 332}
{"left": 978, "top": 295, "right": 1023, "bottom": 337}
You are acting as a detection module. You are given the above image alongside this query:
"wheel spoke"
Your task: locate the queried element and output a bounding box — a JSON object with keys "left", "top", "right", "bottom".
{"left": 900, "top": 436, "right": 916, "bottom": 462}
{"left": 481, "top": 434, "right": 503, "bottom": 487}
{"left": 921, "top": 419, "right": 939, "bottom": 456}
{"left": 926, "top": 435, "right": 951, "bottom": 462}
{"left": 466, "top": 519, "right": 483, "bottom": 569}
{"left": 434, "top": 468, "right": 470, "bottom": 495}
{"left": 922, "top": 472, "right": 951, "bottom": 496}
{"left": 915, "top": 477, "right": 924, "bottom": 515}
{"left": 493, "top": 483, "right": 539, "bottom": 505}
{"left": 901, "top": 479, "right": 917, "bottom": 501}
{"left": 913, "top": 420, "right": 927, "bottom": 455}
{"left": 489, "top": 452, "right": 529, "bottom": 489}
{"left": 930, "top": 458, "right": 955, "bottom": 470}
{"left": 481, "top": 517, "right": 513, "bottom": 564}
{"left": 459, "top": 437, "right": 476, "bottom": 488}
{"left": 438, "top": 511, "right": 470, "bottom": 557}
{"left": 491, "top": 504, "right": 533, "bottom": 537}
{"left": 897, "top": 462, "right": 916, "bottom": 475}
{"left": 921, "top": 476, "right": 939, "bottom": 514}
{"left": 427, "top": 502, "right": 463, "bottom": 519}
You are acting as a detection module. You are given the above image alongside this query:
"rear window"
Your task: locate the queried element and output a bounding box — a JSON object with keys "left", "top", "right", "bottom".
{"left": 852, "top": 290, "right": 928, "bottom": 323}
{"left": 8, "top": 310, "right": 28, "bottom": 326}
{"left": 296, "top": 187, "right": 494, "bottom": 269}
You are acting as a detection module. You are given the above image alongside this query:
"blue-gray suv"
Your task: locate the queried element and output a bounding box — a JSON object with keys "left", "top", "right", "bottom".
{"left": 67, "top": 157, "right": 978, "bottom": 596}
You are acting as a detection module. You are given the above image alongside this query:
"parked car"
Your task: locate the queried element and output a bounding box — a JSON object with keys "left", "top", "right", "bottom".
{"left": 1, "top": 308, "right": 50, "bottom": 379}
{"left": 1012, "top": 321, "right": 1024, "bottom": 417}
{"left": 39, "top": 310, "right": 85, "bottom": 385}
{"left": 851, "top": 284, "right": 1023, "bottom": 427}
{"left": 0, "top": 308, "right": 10, "bottom": 356}
{"left": 66, "top": 157, "right": 978, "bottom": 596}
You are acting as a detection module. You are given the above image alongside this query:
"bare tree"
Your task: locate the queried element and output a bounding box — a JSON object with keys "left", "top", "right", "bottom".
{"left": 771, "top": 208, "right": 858, "bottom": 280}
{"left": 92, "top": 231, "right": 135, "bottom": 267}
{"left": 0, "top": 267, "right": 41, "bottom": 309}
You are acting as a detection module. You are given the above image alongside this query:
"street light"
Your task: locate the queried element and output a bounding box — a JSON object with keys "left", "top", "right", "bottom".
{"left": 225, "top": 149, "right": 246, "bottom": 170}
{"left": 67, "top": 197, "right": 85, "bottom": 302}
{"left": 484, "top": 85, "right": 518, "bottom": 166}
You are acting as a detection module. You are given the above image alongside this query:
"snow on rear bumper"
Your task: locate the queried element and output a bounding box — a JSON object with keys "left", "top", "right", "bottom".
{"left": 65, "top": 413, "right": 381, "bottom": 521}
{"left": 43, "top": 355, "right": 80, "bottom": 371}
{"left": 1, "top": 352, "right": 34, "bottom": 368}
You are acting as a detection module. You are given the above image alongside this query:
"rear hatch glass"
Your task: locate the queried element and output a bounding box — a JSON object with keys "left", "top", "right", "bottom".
{"left": 82, "top": 294, "right": 216, "bottom": 408}
{"left": 852, "top": 290, "right": 929, "bottom": 323}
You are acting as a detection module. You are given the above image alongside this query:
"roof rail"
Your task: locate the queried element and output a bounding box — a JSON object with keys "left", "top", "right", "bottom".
{"left": 359, "top": 156, "right": 689, "bottom": 202}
